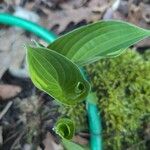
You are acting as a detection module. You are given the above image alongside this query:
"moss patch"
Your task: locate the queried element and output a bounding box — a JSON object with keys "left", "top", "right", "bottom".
{"left": 86, "top": 50, "right": 150, "bottom": 149}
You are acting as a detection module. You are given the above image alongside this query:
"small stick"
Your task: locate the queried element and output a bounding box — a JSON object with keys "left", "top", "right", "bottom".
{"left": 0, "top": 126, "right": 3, "bottom": 145}
{"left": 0, "top": 101, "right": 13, "bottom": 120}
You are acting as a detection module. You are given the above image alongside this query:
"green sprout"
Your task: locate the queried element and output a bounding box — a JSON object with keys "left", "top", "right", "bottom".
{"left": 26, "top": 20, "right": 150, "bottom": 149}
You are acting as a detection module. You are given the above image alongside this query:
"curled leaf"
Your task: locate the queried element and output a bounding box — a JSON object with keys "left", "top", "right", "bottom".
{"left": 26, "top": 46, "right": 90, "bottom": 105}
{"left": 48, "top": 20, "right": 150, "bottom": 66}
{"left": 54, "top": 118, "right": 75, "bottom": 140}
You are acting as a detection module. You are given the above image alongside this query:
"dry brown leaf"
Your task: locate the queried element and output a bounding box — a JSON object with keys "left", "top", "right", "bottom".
{"left": 127, "top": 2, "right": 150, "bottom": 48}
{"left": 127, "top": 2, "right": 150, "bottom": 27}
{"left": 0, "top": 84, "right": 21, "bottom": 100}
{"left": 0, "top": 28, "right": 30, "bottom": 78}
{"left": 140, "top": 3, "right": 150, "bottom": 24}
{"left": 128, "top": 3, "right": 142, "bottom": 25}
{"left": 0, "top": 29, "right": 25, "bottom": 53}
{"left": 39, "top": 0, "right": 117, "bottom": 34}
{"left": 41, "top": 6, "right": 108, "bottom": 34}
{"left": 21, "top": 0, "right": 114, "bottom": 34}
{"left": 0, "top": 51, "right": 11, "bottom": 79}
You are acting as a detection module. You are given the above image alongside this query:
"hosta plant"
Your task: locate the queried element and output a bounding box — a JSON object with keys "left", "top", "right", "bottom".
{"left": 26, "top": 20, "right": 150, "bottom": 149}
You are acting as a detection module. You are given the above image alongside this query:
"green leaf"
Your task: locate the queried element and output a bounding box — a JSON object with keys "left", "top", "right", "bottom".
{"left": 48, "top": 20, "right": 150, "bottom": 66}
{"left": 26, "top": 46, "right": 90, "bottom": 105}
{"left": 62, "top": 139, "right": 85, "bottom": 150}
{"left": 54, "top": 118, "right": 75, "bottom": 140}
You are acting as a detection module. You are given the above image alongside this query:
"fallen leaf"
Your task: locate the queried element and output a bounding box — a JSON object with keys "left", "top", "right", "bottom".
{"left": 0, "top": 84, "right": 22, "bottom": 100}
{"left": 41, "top": 6, "right": 107, "bottom": 34}
{"left": 0, "top": 51, "right": 11, "bottom": 79}
{"left": 140, "top": 3, "right": 150, "bottom": 24}
{"left": 33, "top": 0, "right": 111, "bottom": 34}
{"left": 0, "top": 28, "right": 31, "bottom": 78}
{"left": 128, "top": 3, "right": 142, "bottom": 25}
{"left": 127, "top": 2, "right": 150, "bottom": 48}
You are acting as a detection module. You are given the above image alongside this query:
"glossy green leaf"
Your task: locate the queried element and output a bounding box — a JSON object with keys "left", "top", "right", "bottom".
{"left": 62, "top": 139, "right": 85, "bottom": 150}
{"left": 26, "top": 46, "right": 90, "bottom": 105}
{"left": 48, "top": 20, "right": 150, "bottom": 66}
{"left": 54, "top": 118, "right": 75, "bottom": 140}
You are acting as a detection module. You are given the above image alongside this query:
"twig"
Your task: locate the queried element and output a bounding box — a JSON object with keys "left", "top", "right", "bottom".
{"left": 0, "top": 101, "right": 13, "bottom": 120}
{"left": 0, "top": 126, "right": 3, "bottom": 146}
{"left": 10, "top": 131, "right": 25, "bottom": 150}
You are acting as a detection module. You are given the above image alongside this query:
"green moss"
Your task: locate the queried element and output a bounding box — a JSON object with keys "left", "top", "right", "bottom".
{"left": 59, "top": 50, "right": 150, "bottom": 149}
{"left": 86, "top": 50, "right": 150, "bottom": 149}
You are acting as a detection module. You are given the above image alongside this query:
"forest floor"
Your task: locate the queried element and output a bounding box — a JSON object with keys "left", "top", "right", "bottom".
{"left": 0, "top": 0, "right": 150, "bottom": 150}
